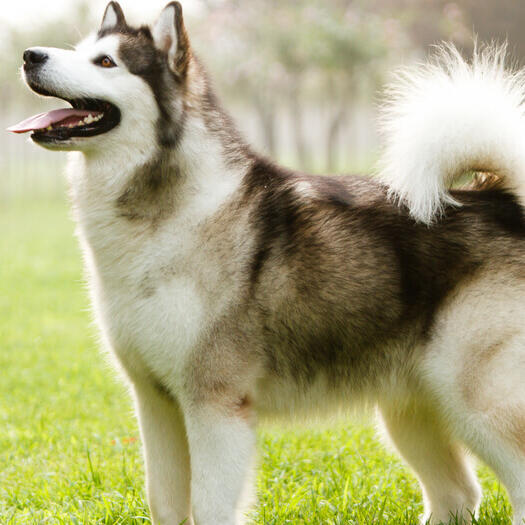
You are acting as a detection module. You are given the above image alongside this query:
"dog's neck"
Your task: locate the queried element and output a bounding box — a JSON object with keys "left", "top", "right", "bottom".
{"left": 67, "top": 100, "right": 252, "bottom": 272}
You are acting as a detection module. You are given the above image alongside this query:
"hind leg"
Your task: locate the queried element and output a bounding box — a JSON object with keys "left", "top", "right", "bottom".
{"left": 459, "top": 421, "right": 525, "bottom": 525}
{"left": 418, "top": 271, "right": 525, "bottom": 524}
{"left": 379, "top": 400, "right": 481, "bottom": 524}
{"left": 421, "top": 278, "right": 525, "bottom": 525}
{"left": 423, "top": 334, "right": 525, "bottom": 525}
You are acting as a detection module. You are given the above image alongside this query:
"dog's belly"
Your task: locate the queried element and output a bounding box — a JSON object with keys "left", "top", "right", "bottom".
{"left": 255, "top": 372, "right": 357, "bottom": 421}
{"left": 253, "top": 351, "right": 413, "bottom": 422}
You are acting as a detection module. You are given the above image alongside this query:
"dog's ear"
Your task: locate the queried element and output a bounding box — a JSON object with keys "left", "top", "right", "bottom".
{"left": 152, "top": 2, "right": 191, "bottom": 78}
{"left": 100, "top": 2, "right": 126, "bottom": 32}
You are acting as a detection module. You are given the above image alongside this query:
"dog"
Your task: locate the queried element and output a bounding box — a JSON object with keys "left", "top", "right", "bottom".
{"left": 8, "top": 2, "right": 525, "bottom": 524}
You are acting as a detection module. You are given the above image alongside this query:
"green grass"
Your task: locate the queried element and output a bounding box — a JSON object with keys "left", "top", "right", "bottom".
{"left": 0, "top": 196, "right": 514, "bottom": 524}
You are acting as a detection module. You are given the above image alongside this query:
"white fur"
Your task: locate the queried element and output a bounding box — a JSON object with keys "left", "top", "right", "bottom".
{"left": 132, "top": 380, "right": 192, "bottom": 524}
{"left": 184, "top": 407, "right": 255, "bottom": 525}
{"left": 69, "top": 131, "right": 245, "bottom": 389}
{"left": 378, "top": 43, "right": 525, "bottom": 223}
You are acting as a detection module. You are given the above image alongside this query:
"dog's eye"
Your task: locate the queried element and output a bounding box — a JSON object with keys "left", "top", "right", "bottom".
{"left": 95, "top": 55, "right": 116, "bottom": 68}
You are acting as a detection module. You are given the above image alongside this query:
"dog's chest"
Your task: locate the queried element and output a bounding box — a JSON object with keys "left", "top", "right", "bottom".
{"left": 105, "top": 269, "right": 207, "bottom": 383}
{"left": 70, "top": 155, "right": 246, "bottom": 386}
{"left": 83, "top": 216, "right": 219, "bottom": 385}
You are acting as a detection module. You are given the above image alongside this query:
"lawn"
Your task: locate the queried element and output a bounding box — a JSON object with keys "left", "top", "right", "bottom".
{"left": 0, "top": 195, "right": 514, "bottom": 524}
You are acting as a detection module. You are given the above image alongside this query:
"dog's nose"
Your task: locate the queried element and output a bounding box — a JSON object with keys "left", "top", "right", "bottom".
{"left": 23, "top": 49, "right": 48, "bottom": 66}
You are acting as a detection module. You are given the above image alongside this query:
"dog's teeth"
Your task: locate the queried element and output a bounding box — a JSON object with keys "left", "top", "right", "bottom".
{"left": 83, "top": 113, "right": 102, "bottom": 125}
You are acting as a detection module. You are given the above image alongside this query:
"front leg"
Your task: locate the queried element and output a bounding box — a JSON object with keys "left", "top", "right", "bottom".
{"left": 132, "top": 380, "right": 193, "bottom": 525}
{"left": 184, "top": 394, "right": 256, "bottom": 525}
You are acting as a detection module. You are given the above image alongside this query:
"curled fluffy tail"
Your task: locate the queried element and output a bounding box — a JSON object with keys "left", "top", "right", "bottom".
{"left": 378, "top": 43, "right": 525, "bottom": 224}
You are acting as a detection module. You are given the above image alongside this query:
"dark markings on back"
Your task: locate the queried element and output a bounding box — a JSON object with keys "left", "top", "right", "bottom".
{"left": 245, "top": 159, "right": 302, "bottom": 291}
{"left": 451, "top": 188, "right": 525, "bottom": 235}
{"left": 241, "top": 157, "right": 525, "bottom": 383}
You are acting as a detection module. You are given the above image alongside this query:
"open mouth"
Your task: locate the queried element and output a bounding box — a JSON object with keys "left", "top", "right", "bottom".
{"left": 7, "top": 98, "right": 121, "bottom": 143}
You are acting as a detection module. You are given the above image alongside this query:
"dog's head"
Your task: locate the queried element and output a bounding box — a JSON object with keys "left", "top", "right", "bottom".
{"left": 9, "top": 2, "right": 194, "bottom": 153}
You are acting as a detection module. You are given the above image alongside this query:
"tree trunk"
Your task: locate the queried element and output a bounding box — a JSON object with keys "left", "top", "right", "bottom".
{"left": 289, "top": 81, "right": 309, "bottom": 169}
{"left": 254, "top": 97, "right": 277, "bottom": 158}
{"left": 326, "top": 105, "right": 347, "bottom": 172}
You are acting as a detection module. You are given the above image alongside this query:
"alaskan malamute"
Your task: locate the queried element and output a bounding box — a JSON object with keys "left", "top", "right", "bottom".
{"left": 9, "top": 2, "right": 525, "bottom": 524}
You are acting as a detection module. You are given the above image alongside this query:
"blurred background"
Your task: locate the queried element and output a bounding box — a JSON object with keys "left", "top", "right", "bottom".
{"left": 1, "top": 0, "right": 525, "bottom": 198}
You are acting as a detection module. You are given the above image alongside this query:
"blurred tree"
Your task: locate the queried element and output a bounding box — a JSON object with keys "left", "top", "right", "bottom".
{"left": 6, "top": 0, "right": 521, "bottom": 174}
{"left": 195, "top": 0, "right": 408, "bottom": 170}
{"left": 461, "top": 0, "right": 525, "bottom": 64}
{"left": 367, "top": 0, "right": 471, "bottom": 50}
{"left": 375, "top": 0, "right": 525, "bottom": 63}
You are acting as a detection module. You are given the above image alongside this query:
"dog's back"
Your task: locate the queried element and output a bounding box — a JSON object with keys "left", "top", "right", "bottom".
{"left": 192, "top": 161, "right": 525, "bottom": 416}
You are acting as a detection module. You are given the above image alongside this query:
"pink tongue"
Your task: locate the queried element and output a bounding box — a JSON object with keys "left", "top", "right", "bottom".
{"left": 7, "top": 108, "right": 102, "bottom": 134}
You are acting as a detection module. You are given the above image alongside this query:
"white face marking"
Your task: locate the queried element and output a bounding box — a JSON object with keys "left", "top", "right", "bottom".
{"left": 24, "top": 34, "right": 160, "bottom": 154}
